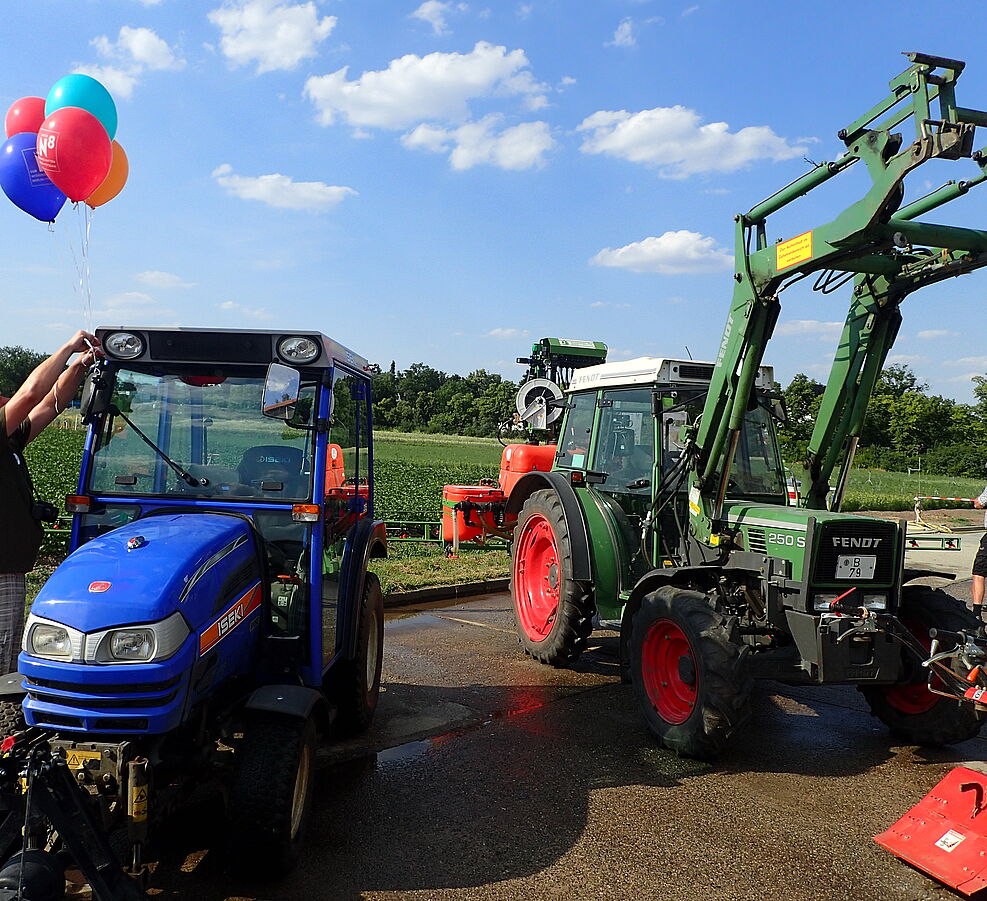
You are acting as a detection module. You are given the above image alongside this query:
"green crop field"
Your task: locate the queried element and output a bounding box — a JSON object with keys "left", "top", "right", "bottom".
{"left": 24, "top": 425, "right": 987, "bottom": 596}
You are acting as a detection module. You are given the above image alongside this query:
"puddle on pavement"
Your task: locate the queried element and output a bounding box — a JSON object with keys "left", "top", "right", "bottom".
{"left": 376, "top": 738, "right": 434, "bottom": 766}
{"left": 383, "top": 613, "right": 448, "bottom": 631}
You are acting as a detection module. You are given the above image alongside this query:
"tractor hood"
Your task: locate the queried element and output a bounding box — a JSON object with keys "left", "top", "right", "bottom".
{"left": 32, "top": 513, "right": 256, "bottom": 633}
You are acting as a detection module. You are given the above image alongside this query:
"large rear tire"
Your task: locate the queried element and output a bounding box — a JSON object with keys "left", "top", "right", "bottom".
{"left": 860, "top": 585, "right": 984, "bottom": 746}
{"left": 510, "top": 489, "right": 593, "bottom": 667}
{"left": 329, "top": 571, "right": 384, "bottom": 735}
{"left": 630, "top": 586, "right": 752, "bottom": 759}
{"left": 0, "top": 700, "right": 24, "bottom": 738}
{"left": 228, "top": 715, "right": 316, "bottom": 875}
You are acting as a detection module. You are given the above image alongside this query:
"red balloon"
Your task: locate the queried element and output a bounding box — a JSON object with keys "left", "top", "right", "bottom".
{"left": 5, "top": 97, "right": 46, "bottom": 138}
{"left": 35, "top": 107, "right": 111, "bottom": 202}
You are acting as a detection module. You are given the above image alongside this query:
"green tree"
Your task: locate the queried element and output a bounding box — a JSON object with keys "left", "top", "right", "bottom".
{"left": 0, "top": 345, "right": 46, "bottom": 396}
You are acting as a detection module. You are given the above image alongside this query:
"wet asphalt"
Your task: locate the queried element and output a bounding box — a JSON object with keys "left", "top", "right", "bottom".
{"left": 146, "top": 561, "right": 987, "bottom": 901}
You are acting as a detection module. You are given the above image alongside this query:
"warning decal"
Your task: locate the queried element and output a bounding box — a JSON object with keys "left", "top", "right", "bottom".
{"left": 776, "top": 231, "right": 813, "bottom": 270}
{"left": 935, "top": 829, "right": 966, "bottom": 852}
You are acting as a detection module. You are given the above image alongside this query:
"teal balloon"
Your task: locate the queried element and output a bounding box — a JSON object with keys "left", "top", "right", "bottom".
{"left": 45, "top": 75, "right": 117, "bottom": 140}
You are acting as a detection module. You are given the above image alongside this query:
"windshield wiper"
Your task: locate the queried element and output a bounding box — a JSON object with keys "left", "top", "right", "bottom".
{"left": 108, "top": 405, "right": 207, "bottom": 488}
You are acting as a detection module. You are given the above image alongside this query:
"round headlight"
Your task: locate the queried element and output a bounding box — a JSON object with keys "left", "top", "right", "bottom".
{"left": 277, "top": 336, "right": 319, "bottom": 365}
{"left": 104, "top": 331, "right": 145, "bottom": 360}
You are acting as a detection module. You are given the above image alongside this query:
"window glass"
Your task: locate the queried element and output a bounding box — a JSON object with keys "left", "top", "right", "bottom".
{"left": 731, "top": 404, "right": 786, "bottom": 497}
{"left": 591, "top": 389, "right": 654, "bottom": 493}
{"left": 556, "top": 392, "right": 596, "bottom": 468}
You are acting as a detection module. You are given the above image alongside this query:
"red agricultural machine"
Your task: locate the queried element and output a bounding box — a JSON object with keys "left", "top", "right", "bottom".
{"left": 440, "top": 338, "right": 606, "bottom": 554}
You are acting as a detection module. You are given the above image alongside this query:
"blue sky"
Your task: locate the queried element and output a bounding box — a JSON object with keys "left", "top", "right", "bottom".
{"left": 4, "top": 1, "right": 987, "bottom": 402}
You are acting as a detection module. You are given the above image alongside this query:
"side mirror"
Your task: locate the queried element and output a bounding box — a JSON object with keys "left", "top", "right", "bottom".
{"left": 262, "top": 363, "right": 301, "bottom": 421}
{"left": 81, "top": 366, "right": 112, "bottom": 425}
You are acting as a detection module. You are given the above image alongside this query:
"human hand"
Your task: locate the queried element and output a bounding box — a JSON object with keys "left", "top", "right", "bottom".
{"left": 64, "top": 330, "right": 101, "bottom": 355}
{"left": 975, "top": 499, "right": 984, "bottom": 510}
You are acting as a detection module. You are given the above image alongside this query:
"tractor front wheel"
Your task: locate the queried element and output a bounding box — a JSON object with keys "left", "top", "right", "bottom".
{"left": 630, "top": 586, "right": 752, "bottom": 759}
{"left": 227, "top": 715, "right": 316, "bottom": 874}
{"left": 510, "top": 489, "right": 593, "bottom": 667}
{"left": 860, "top": 586, "right": 984, "bottom": 746}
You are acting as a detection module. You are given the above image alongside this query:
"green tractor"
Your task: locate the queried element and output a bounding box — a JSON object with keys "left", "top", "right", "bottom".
{"left": 508, "top": 53, "right": 987, "bottom": 757}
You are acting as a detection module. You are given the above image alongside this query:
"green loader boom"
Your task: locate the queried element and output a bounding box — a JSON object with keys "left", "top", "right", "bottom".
{"left": 690, "top": 51, "right": 987, "bottom": 545}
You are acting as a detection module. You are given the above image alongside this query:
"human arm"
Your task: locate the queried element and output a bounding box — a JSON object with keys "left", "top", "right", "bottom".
{"left": 3, "top": 331, "right": 99, "bottom": 439}
{"left": 975, "top": 486, "right": 987, "bottom": 510}
{"left": 25, "top": 349, "right": 98, "bottom": 442}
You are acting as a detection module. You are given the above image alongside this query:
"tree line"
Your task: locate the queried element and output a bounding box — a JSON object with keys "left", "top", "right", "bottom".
{"left": 0, "top": 346, "right": 518, "bottom": 439}
{"left": 778, "top": 364, "right": 987, "bottom": 477}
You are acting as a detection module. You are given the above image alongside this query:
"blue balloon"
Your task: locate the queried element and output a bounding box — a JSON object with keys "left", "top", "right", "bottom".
{"left": 45, "top": 74, "right": 117, "bottom": 140}
{"left": 0, "top": 133, "right": 67, "bottom": 222}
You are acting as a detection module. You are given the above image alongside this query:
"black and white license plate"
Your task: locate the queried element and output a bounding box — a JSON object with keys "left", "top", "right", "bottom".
{"left": 835, "top": 554, "right": 876, "bottom": 580}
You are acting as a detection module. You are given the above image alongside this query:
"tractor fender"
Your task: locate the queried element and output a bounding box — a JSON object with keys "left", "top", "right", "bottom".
{"left": 244, "top": 683, "right": 332, "bottom": 730}
{"left": 504, "top": 471, "right": 592, "bottom": 582}
{"left": 339, "top": 518, "right": 388, "bottom": 660}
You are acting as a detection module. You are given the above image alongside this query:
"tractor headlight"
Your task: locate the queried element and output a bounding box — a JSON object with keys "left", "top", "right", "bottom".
{"left": 103, "top": 331, "right": 145, "bottom": 360}
{"left": 277, "top": 336, "right": 320, "bottom": 365}
{"left": 28, "top": 623, "right": 72, "bottom": 659}
{"left": 813, "top": 592, "right": 888, "bottom": 612}
{"left": 109, "top": 629, "right": 154, "bottom": 661}
{"left": 90, "top": 613, "right": 190, "bottom": 664}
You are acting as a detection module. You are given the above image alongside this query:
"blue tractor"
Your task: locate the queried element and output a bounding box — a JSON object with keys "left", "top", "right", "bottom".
{"left": 0, "top": 327, "right": 386, "bottom": 898}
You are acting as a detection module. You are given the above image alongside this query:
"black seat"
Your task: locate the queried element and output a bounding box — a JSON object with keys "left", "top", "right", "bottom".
{"left": 237, "top": 445, "right": 304, "bottom": 491}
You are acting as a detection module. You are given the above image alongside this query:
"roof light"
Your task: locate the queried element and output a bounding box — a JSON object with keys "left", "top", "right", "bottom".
{"left": 104, "top": 331, "right": 144, "bottom": 360}
{"left": 277, "top": 336, "right": 320, "bottom": 365}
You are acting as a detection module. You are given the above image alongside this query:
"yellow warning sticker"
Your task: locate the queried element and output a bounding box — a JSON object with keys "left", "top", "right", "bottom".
{"left": 776, "top": 230, "right": 813, "bottom": 270}
{"left": 65, "top": 749, "right": 101, "bottom": 769}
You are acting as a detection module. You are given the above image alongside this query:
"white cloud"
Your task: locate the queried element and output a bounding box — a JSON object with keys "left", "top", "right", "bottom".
{"left": 411, "top": 1, "right": 467, "bottom": 35}
{"left": 134, "top": 0, "right": 164, "bottom": 5}
{"left": 208, "top": 0, "right": 337, "bottom": 73}
{"left": 74, "top": 65, "right": 139, "bottom": 100}
{"left": 577, "top": 105, "right": 806, "bottom": 178}
{"left": 682, "top": 5, "right": 699, "bottom": 15}
{"left": 885, "top": 353, "right": 927, "bottom": 366}
{"left": 590, "top": 230, "right": 732, "bottom": 274}
{"left": 487, "top": 327, "right": 529, "bottom": 338}
{"left": 917, "top": 329, "right": 958, "bottom": 339}
{"left": 607, "top": 19, "right": 636, "bottom": 47}
{"left": 946, "top": 372, "right": 983, "bottom": 383}
{"left": 81, "top": 26, "right": 183, "bottom": 99}
{"left": 774, "top": 320, "right": 844, "bottom": 340}
{"left": 945, "top": 355, "right": 987, "bottom": 368}
{"left": 402, "top": 114, "right": 554, "bottom": 170}
{"left": 94, "top": 26, "right": 184, "bottom": 71}
{"left": 218, "top": 300, "right": 272, "bottom": 320}
{"left": 136, "top": 271, "right": 195, "bottom": 289}
{"left": 212, "top": 163, "right": 357, "bottom": 210}
{"left": 517, "top": 4, "right": 533, "bottom": 20}
{"left": 304, "top": 41, "right": 547, "bottom": 130}
{"left": 103, "top": 291, "right": 155, "bottom": 309}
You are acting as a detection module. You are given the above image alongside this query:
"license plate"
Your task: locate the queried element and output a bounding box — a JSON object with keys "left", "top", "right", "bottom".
{"left": 836, "top": 554, "right": 876, "bottom": 580}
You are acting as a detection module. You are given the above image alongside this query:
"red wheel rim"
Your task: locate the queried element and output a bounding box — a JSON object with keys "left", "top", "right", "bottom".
{"left": 640, "top": 618, "right": 697, "bottom": 725}
{"left": 514, "top": 513, "right": 561, "bottom": 641}
{"left": 884, "top": 615, "right": 938, "bottom": 715}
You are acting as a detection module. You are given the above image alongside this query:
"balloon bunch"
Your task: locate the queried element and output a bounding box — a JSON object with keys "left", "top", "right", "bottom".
{"left": 0, "top": 74, "right": 129, "bottom": 222}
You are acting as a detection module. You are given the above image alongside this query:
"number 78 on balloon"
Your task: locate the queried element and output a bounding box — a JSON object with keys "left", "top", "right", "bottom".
{"left": 0, "top": 73, "right": 128, "bottom": 222}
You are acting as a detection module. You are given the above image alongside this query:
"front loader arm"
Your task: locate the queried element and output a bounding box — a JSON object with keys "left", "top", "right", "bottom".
{"left": 688, "top": 52, "right": 987, "bottom": 545}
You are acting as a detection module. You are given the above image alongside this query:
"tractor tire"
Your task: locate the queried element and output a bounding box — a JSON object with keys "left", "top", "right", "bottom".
{"left": 630, "top": 586, "right": 752, "bottom": 759}
{"left": 860, "top": 586, "right": 984, "bottom": 746}
{"left": 227, "top": 715, "right": 316, "bottom": 875}
{"left": 329, "top": 571, "right": 384, "bottom": 735}
{"left": 0, "top": 700, "right": 24, "bottom": 738}
{"left": 510, "top": 489, "right": 594, "bottom": 667}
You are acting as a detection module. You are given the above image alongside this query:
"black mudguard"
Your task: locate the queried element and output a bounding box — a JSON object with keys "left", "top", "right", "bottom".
{"left": 505, "top": 471, "right": 592, "bottom": 581}
{"left": 338, "top": 518, "right": 388, "bottom": 660}
{"left": 245, "top": 683, "right": 331, "bottom": 724}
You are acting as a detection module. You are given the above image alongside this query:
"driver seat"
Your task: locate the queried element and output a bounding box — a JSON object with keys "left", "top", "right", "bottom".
{"left": 237, "top": 445, "right": 304, "bottom": 494}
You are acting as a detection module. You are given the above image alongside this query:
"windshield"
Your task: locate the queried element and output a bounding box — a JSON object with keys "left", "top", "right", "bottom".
{"left": 88, "top": 368, "right": 315, "bottom": 501}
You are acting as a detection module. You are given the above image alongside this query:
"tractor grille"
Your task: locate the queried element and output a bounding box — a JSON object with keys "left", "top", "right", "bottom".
{"left": 745, "top": 528, "right": 767, "bottom": 553}
{"left": 24, "top": 674, "right": 184, "bottom": 713}
{"left": 813, "top": 519, "right": 896, "bottom": 584}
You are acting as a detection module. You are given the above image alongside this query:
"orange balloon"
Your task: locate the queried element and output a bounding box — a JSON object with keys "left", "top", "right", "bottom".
{"left": 85, "top": 140, "right": 128, "bottom": 208}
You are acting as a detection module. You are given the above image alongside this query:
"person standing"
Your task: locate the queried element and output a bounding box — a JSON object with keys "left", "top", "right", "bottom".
{"left": 972, "top": 480, "right": 987, "bottom": 620}
{"left": 0, "top": 330, "right": 100, "bottom": 674}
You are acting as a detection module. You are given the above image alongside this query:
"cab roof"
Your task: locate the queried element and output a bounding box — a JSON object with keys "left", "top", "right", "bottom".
{"left": 567, "top": 356, "right": 775, "bottom": 391}
{"left": 95, "top": 326, "right": 368, "bottom": 371}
